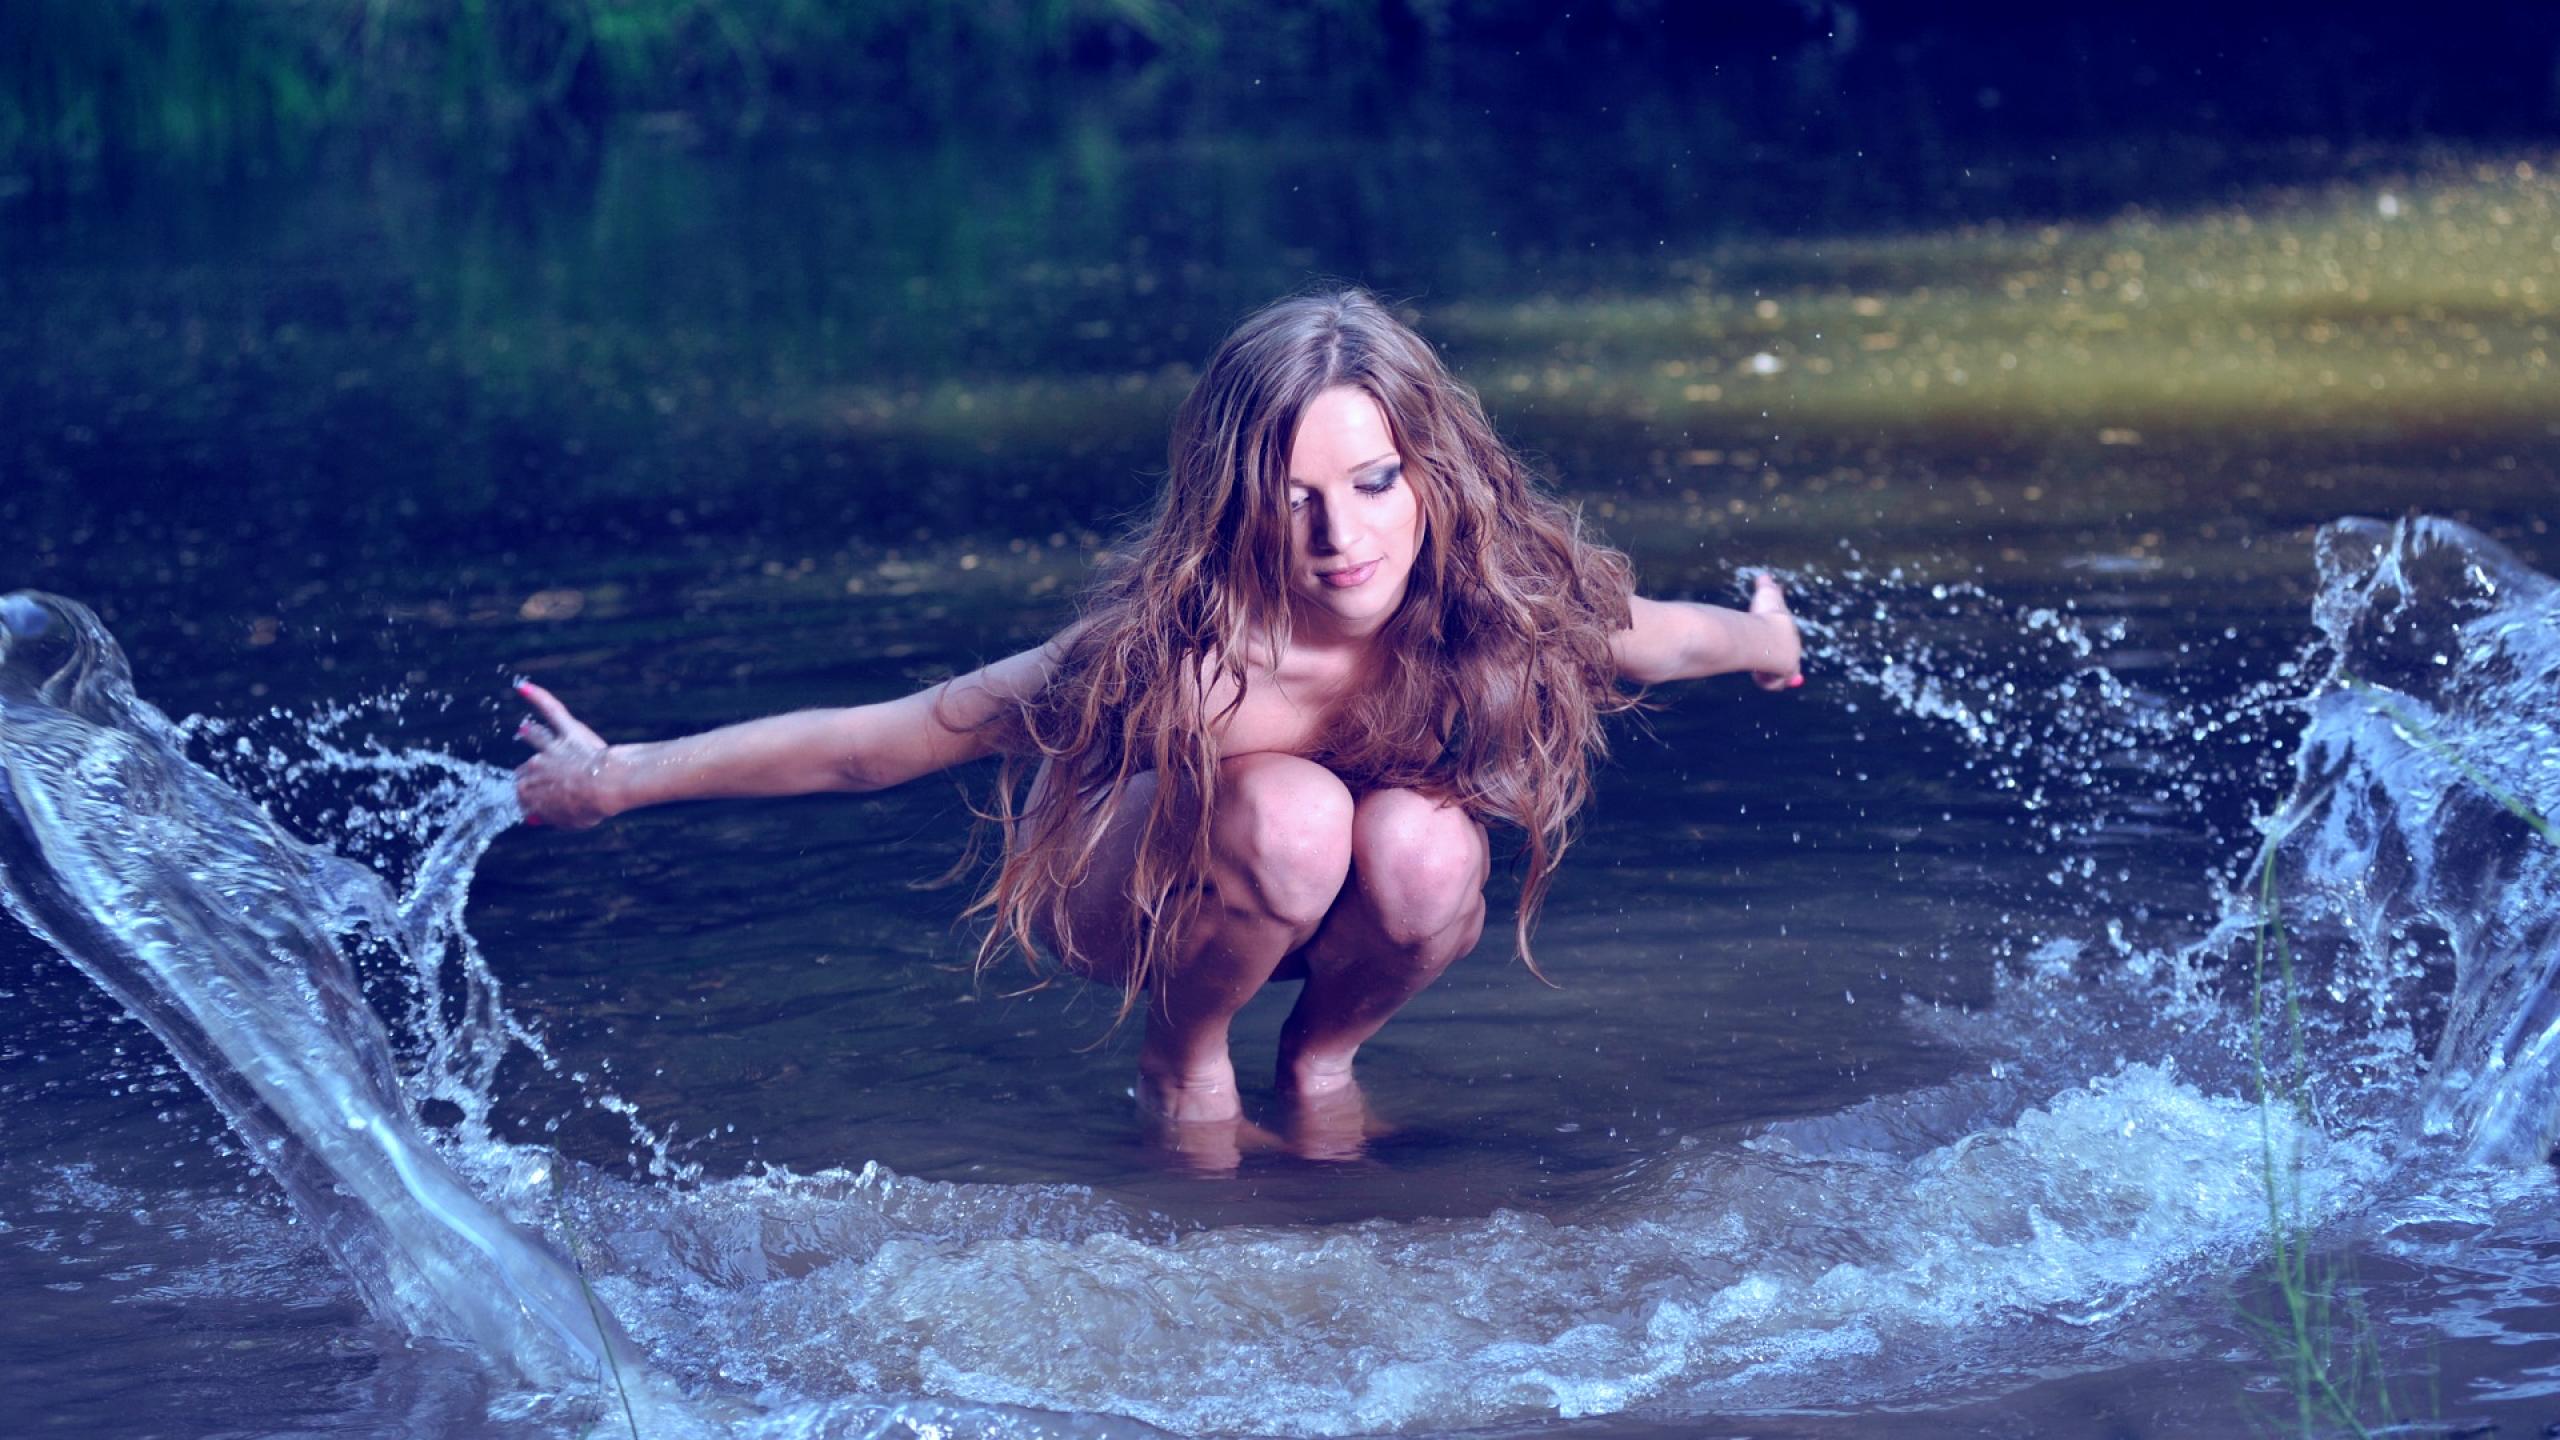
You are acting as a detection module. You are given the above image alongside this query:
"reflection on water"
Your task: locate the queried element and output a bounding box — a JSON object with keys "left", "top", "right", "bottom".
{"left": 4, "top": 109, "right": 2560, "bottom": 1438}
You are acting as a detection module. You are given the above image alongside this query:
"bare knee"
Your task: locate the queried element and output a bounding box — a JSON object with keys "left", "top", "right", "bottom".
{"left": 1214, "top": 754, "right": 1354, "bottom": 934}
{"left": 1350, "top": 790, "right": 1490, "bottom": 953}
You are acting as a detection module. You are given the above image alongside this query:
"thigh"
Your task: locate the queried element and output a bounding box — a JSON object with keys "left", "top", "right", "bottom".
{"left": 1029, "top": 762, "right": 1159, "bottom": 988}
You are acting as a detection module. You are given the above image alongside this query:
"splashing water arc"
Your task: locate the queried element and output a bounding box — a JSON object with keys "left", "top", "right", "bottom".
{"left": 0, "top": 513, "right": 2557, "bottom": 1435}
{"left": 2266, "top": 517, "right": 2560, "bottom": 1166}
{"left": 0, "top": 592, "right": 637, "bottom": 1388}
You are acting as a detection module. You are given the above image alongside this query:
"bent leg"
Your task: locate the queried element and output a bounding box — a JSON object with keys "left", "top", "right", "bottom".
{"left": 1277, "top": 788, "right": 1489, "bottom": 1099}
{"left": 1052, "top": 752, "right": 1354, "bottom": 1122}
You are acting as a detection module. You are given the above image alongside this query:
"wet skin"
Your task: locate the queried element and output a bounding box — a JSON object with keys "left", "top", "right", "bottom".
{"left": 514, "top": 385, "right": 1802, "bottom": 1167}
{"left": 1044, "top": 387, "right": 1488, "bottom": 1147}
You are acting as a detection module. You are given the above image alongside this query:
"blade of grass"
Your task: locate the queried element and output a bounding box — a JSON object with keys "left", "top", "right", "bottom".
{"left": 549, "top": 1167, "right": 641, "bottom": 1440}
{"left": 2340, "top": 673, "right": 2558, "bottom": 846}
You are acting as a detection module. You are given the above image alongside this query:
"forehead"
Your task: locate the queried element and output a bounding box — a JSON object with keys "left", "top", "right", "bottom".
{"left": 1285, "top": 386, "right": 1396, "bottom": 481}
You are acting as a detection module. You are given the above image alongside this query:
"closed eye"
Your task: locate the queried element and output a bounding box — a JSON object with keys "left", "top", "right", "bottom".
{"left": 1356, "top": 466, "right": 1403, "bottom": 496}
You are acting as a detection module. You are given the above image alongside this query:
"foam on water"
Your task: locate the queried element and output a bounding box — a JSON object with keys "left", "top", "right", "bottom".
{"left": 2, "top": 513, "right": 2555, "bottom": 1435}
{"left": 537, "top": 1060, "right": 2370, "bottom": 1435}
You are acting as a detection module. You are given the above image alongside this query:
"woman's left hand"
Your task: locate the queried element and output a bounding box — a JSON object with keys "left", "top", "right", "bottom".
{"left": 1746, "top": 573, "right": 1806, "bottom": 692}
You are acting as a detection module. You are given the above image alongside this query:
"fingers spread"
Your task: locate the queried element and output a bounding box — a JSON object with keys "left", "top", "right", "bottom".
{"left": 515, "top": 679, "right": 605, "bottom": 748}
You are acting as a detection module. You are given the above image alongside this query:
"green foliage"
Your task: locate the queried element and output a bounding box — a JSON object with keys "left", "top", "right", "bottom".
{"left": 3, "top": 0, "right": 351, "bottom": 184}
{"left": 2, "top": 0, "right": 1573, "bottom": 183}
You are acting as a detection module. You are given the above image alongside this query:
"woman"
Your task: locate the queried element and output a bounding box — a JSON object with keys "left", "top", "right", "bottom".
{"left": 515, "top": 290, "right": 1802, "bottom": 1145}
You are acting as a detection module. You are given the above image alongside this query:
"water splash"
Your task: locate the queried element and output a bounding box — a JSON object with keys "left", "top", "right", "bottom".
{"left": 2251, "top": 517, "right": 2560, "bottom": 1165}
{"left": 0, "top": 590, "right": 1170, "bottom": 1439}
{"left": 1799, "top": 518, "right": 2560, "bottom": 1165}
{"left": 1785, "top": 552, "right": 2314, "bottom": 871}
{"left": 3, "top": 514, "right": 2556, "bottom": 1435}
{"left": 179, "top": 690, "right": 700, "bottom": 1181}
{"left": 0, "top": 592, "right": 640, "bottom": 1402}
{"left": 546, "top": 1061, "right": 2363, "bottom": 1435}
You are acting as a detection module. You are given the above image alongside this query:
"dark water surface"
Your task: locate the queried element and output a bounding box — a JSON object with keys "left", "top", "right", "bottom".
{"left": 6, "top": 108, "right": 2560, "bottom": 1437}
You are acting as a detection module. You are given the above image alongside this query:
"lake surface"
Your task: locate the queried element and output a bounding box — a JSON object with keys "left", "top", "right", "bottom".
{"left": 4, "top": 99, "right": 2559, "bottom": 1438}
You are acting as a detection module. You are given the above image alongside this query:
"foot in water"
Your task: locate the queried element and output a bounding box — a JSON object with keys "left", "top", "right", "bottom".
{"left": 1136, "top": 1049, "right": 1249, "bottom": 1123}
{"left": 1280, "top": 1077, "right": 1389, "bottom": 1163}
{"left": 1141, "top": 1107, "right": 1283, "bottom": 1174}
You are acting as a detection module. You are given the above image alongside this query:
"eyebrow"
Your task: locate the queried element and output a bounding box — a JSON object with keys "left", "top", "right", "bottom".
{"left": 1288, "top": 454, "right": 1403, "bottom": 486}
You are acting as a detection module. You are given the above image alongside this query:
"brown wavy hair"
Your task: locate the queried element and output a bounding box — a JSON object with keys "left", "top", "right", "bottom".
{"left": 969, "top": 289, "right": 1638, "bottom": 1015}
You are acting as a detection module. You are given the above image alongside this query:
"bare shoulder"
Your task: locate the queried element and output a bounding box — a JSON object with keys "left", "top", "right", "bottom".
{"left": 955, "top": 626, "right": 1075, "bottom": 703}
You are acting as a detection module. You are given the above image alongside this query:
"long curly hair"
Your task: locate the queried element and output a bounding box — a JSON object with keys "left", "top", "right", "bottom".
{"left": 969, "top": 289, "right": 1638, "bottom": 1015}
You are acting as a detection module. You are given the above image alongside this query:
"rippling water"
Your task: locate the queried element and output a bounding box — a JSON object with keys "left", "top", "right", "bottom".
{"left": 6, "top": 508, "right": 2560, "bottom": 1437}
{"left": 5, "top": 115, "right": 2560, "bottom": 1437}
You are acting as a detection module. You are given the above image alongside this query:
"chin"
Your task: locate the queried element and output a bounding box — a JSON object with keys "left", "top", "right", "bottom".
{"left": 1321, "top": 585, "right": 1409, "bottom": 630}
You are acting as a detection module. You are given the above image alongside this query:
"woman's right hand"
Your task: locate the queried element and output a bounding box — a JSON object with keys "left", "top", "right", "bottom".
{"left": 512, "top": 681, "right": 618, "bottom": 829}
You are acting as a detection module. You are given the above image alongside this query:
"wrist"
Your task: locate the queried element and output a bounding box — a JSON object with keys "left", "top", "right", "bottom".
{"left": 594, "top": 743, "right": 641, "bottom": 817}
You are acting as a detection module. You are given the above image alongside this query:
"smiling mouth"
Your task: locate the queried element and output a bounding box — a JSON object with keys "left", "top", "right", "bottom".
{"left": 1316, "top": 560, "right": 1380, "bottom": 590}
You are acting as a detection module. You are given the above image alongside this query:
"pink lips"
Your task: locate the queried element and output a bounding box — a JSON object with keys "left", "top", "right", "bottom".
{"left": 1317, "top": 560, "right": 1379, "bottom": 589}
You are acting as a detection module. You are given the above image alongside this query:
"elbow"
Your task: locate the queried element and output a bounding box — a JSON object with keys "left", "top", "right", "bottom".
{"left": 1617, "top": 655, "right": 1679, "bottom": 688}
{"left": 824, "top": 707, "right": 908, "bottom": 794}
{"left": 833, "top": 754, "right": 897, "bottom": 794}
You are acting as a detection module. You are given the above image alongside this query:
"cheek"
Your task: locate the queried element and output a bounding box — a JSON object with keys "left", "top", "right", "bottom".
{"left": 1398, "top": 492, "right": 1427, "bottom": 561}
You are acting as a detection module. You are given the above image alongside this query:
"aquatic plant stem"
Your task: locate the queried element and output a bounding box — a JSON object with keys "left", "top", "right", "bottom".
{"left": 2339, "top": 673, "right": 2559, "bottom": 845}
{"left": 2250, "top": 820, "right": 2396, "bottom": 1438}
{"left": 573, "top": 1245, "right": 642, "bottom": 1440}
{"left": 2250, "top": 835, "right": 2331, "bottom": 1436}
{"left": 551, "top": 1169, "right": 641, "bottom": 1440}
{"left": 2243, "top": 670, "right": 2557, "bottom": 1435}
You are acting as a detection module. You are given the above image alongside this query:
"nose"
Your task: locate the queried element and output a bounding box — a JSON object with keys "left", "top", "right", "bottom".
{"left": 1311, "top": 492, "right": 1362, "bottom": 557}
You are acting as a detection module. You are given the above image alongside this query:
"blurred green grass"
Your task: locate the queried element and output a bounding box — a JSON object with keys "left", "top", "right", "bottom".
{"left": 0, "top": 0, "right": 1601, "bottom": 184}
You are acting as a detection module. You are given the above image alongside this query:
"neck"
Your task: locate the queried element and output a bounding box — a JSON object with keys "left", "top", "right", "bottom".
{"left": 1265, "top": 605, "right": 1392, "bottom": 678}
{"left": 1285, "top": 606, "right": 1390, "bottom": 653}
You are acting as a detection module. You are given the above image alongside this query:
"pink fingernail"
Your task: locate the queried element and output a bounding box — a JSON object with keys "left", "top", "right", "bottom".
{"left": 1788, "top": 674, "right": 1805, "bottom": 688}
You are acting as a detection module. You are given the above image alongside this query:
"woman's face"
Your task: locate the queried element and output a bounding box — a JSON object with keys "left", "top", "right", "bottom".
{"left": 1282, "top": 385, "right": 1424, "bottom": 643}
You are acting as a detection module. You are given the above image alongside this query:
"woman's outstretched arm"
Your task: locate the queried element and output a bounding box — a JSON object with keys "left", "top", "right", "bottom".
{"left": 513, "top": 639, "right": 1061, "bottom": 828}
{"left": 1610, "top": 573, "right": 1804, "bottom": 691}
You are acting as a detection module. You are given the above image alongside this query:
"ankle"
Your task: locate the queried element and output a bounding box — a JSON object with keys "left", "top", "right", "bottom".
{"left": 1277, "top": 1047, "right": 1359, "bottom": 1099}
{"left": 1136, "top": 1053, "right": 1243, "bottom": 1123}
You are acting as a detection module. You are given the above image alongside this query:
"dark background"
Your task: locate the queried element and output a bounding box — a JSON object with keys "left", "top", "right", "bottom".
{"left": 12, "top": 3, "right": 2560, "bottom": 190}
